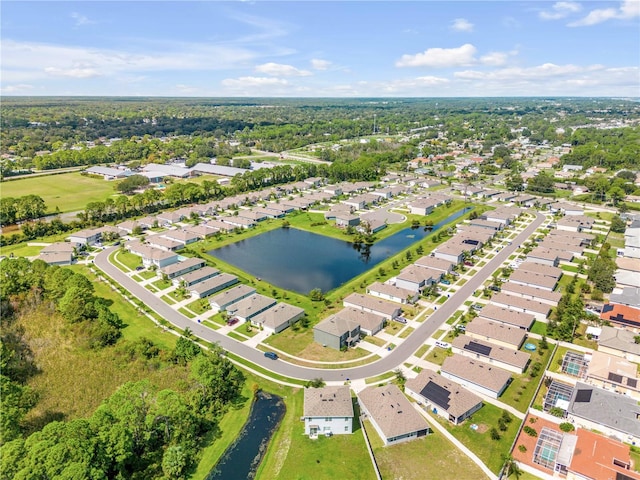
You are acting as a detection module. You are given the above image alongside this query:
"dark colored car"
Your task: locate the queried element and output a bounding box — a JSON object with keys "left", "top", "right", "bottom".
{"left": 226, "top": 318, "right": 239, "bottom": 326}
{"left": 489, "top": 285, "right": 501, "bottom": 292}
{"left": 264, "top": 351, "right": 278, "bottom": 360}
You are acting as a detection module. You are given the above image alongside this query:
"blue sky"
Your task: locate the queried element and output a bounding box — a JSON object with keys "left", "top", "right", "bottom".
{"left": 1, "top": 1, "right": 639, "bottom": 96}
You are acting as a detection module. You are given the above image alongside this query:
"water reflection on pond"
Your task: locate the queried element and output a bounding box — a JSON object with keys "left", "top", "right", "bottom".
{"left": 206, "top": 391, "right": 285, "bottom": 480}
{"left": 209, "top": 207, "right": 470, "bottom": 294}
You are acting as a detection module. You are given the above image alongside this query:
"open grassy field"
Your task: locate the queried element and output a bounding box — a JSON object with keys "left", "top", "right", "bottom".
{"left": 365, "top": 419, "right": 487, "bottom": 480}
{"left": 18, "top": 299, "right": 186, "bottom": 433}
{"left": 2, "top": 172, "right": 120, "bottom": 214}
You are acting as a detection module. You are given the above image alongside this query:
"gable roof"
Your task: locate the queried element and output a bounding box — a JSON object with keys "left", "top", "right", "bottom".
{"left": 303, "top": 386, "right": 354, "bottom": 418}
{"left": 357, "top": 384, "right": 429, "bottom": 440}
{"left": 405, "top": 369, "right": 482, "bottom": 419}
{"left": 441, "top": 354, "right": 512, "bottom": 393}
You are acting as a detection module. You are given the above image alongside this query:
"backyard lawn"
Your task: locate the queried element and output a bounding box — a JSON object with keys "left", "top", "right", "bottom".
{"left": 433, "top": 402, "right": 521, "bottom": 474}
{"left": 365, "top": 419, "right": 487, "bottom": 480}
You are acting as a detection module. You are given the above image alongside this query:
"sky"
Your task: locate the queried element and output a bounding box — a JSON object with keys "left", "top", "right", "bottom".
{"left": 1, "top": 0, "right": 639, "bottom": 97}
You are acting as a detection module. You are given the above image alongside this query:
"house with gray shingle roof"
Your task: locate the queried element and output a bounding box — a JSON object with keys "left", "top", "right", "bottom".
{"left": 209, "top": 284, "right": 257, "bottom": 313}
{"left": 303, "top": 385, "right": 354, "bottom": 437}
{"left": 357, "top": 384, "right": 430, "bottom": 446}
{"left": 314, "top": 315, "right": 360, "bottom": 350}
{"left": 441, "top": 354, "right": 512, "bottom": 399}
{"left": 250, "top": 302, "right": 305, "bottom": 334}
{"left": 227, "top": 294, "right": 277, "bottom": 322}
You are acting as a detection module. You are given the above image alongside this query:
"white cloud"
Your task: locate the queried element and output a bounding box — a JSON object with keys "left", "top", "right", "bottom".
{"left": 569, "top": 0, "right": 639, "bottom": 26}
{"left": 0, "top": 39, "right": 257, "bottom": 83}
{"left": 254, "top": 62, "right": 311, "bottom": 76}
{"left": 0, "top": 84, "right": 34, "bottom": 93}
{"left": 396, "top": 44, "right": 477, "bottom": 68}
{"left": 174, "top": 84, "right": 199, "bottom": 94}
{"left": 454, "top": 63, "right": 604, "bottom": 81}
{"left": 539, "top": 2, "right": 582, "bottom": 20}
{"left": 479, "top": 52, "right": 509, "bottom": 66}
{"left": 311, "top": 59, "right": 332, "bottom": 70}
{"left": 221, "top": 76, "right": 288, "bottom": 88}
{"left": 70, "top": 12, "right": 94, "bottom": 27}
{"left": 451, "top": 18, "right": 474, "bottom": 32}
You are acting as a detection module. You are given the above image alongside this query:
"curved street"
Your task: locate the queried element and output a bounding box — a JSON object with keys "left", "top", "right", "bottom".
{"left": 95, "top": 211, "right": 545, "bottom": 382}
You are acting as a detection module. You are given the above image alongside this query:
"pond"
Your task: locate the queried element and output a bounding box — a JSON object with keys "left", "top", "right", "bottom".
{"left": 209, "top": 207, "right": 471, "bottom": 295}
{"left": 206, "top": 391, "right": 285, "bottom": 480}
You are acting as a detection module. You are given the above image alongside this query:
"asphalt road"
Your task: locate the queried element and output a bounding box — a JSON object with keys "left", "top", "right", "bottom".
{"left": 95, "top": 211, "right": 545, "bottom": 381}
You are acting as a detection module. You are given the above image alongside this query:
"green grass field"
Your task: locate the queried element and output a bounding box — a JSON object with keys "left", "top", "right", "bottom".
{"left": 2, "top": 172, "right": 121, "bottom": 213}
{"left": 434, "top": 403, "right": 521, "bottom": 474}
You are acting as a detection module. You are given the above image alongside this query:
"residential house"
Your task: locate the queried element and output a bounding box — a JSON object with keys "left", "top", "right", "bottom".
{"left": 465, "top": 318, "right": 527, "bottom": 350}
{"left": 343, "top": 293, "right": 402, "bottom": 320}
{"left": 568, "top": 382, "right": 640, "bottom": 445}
{"left": 600, "top": 304, "right": 640, "bottom": 328}
{"left": 414, "top": 256, "right": 455, "bottom": 273}
{"left": 451, "top": 335, "right": 531, "bottom": 374}
{"left": 189, "top": 273, "right": 238, "bottom": 299}
{"left": 334, "top": 307, "right": 385, "bottom": 336}
{"left": 357, "top": 384, "right": 430, "bottom": 446}
{"left": 500, "top": 282, "right": 562, "bottom": 306}
{"left": 37, "top": 251, "right": 73, "bottom": 266}
{"left": 162, "top": 229, "right": 200, "bottom": 246}
{"left": 68, "top": 228, "right": 102, "bottom": 245}
{"left": 128, "top": 244, "right": 179, "bottom": 269}
{"left": 314, "top": 315, "right": 360, "bottom": 350}
{"left": 173, "top": 266, "right": 220, "bottom": 288}
{"left": 227, "top": 294, "right": 277, "bottom": 323}
{"left": 598, "top": 326, "right": 640, "bottom": 364}
{"left": 405, "top": 369, "right": 483, "bottom": 425}
{"left": 490, "top": 292, "right": 551, "bottom": 321}
{"left": 303, "top": 386, "right": 354, "bottom": 437}
{"left": 586, "top": 351, "right": 640, "bottom": 398}
{"left": 441, "top": 354, "right": 512, "bottom": 399}
{"left": 147, "top": 235, "right": 183, "bottom": 252}
{"left": 250, "top": 302, "right": 305, "bottom": 334}
{"left": 478, "top": 304, "right": 536, "bottom": 330}
{"left": 159, "top": 257, "right": 206, "bottom": 279}
{"left": 208, "top": 284, "right": 257, "bottom": 313}
{"left": 367, "top": 282, "right": 419, "bottom": 304}
{"left": 395, "top": 265, "right": 441, "bottom": 292}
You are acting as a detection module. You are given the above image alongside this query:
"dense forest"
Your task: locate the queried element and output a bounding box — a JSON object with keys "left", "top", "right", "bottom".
{"left": 2, "top": 97, "right": 639, "bottom": 173}
{"left": 0, "top": 258, "right": 245, "bottom": 479}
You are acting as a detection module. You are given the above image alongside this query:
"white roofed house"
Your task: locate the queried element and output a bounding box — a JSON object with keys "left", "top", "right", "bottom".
{"left": 250, "top": 302, "right": 305, "bottom": 334}
{"left": 303, "top": 386, "right": 354, "bottom": 437}
{"left": 190, "top": 273, "right": 238, "bottom": 299}
{"left": 156, "top": 211, "right": 185, "bottom": 226}
{"left": 159, "top": 257, "right": 206, "bottom": 279}
{"left": 208, "top": 284, "right": 257, "bottom": 313}
{"left": 85, "top": 165, "right": 132, "bottom": 180}
{"left": 67, "top": 228, "right": 102, "bottom": 246}
{"left": 127, "top": 243, "right": 179, "bottom": 269}
{"left": 172, "top": 266, "right": 220, "bottom": 288}
{"left": 146, "top": 235, "right": 183, "bottom": 252}
{"left": 441, "top": 354, "right": 512, "bottom": 399}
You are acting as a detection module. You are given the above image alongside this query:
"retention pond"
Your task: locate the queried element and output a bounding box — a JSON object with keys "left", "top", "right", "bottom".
{"left": 209, "top": 207, "right": 471, "bottom": 294}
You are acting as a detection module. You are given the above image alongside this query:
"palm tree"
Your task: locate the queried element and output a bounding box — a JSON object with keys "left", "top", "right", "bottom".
{"left": 501, "top": 454, "right": 522, "bottom": 480}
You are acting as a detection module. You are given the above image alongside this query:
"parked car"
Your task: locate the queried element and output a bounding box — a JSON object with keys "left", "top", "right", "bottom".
{"left": 440, "top": 279, "right": 451, "bottom": 285}
{"left": 226, "top": 317, "right": 239, "bottom": 326}
{"left": 464, "top": 261, "right": 473, "bottom": 266}
{"left": 435, "top": 341, "right": 450, "bottom": 349}
{"left": 264, "top": 351, "right": 278, "bottom": 360}
{"left": 472, "top": 304, "right": 483, "bottom": 310}
{"left": 489, "top": 285, "right": 501, "bottom": 292}
{"left": 394, "top": 317, "right": 408, "bottom": 324}
{"left": 135, "top": 266, "right": 144, "bottom": 271}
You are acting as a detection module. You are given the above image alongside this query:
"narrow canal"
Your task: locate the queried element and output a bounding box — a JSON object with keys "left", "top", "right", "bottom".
{"left": 206, "top": 391, "right": 285, "bottom": 480}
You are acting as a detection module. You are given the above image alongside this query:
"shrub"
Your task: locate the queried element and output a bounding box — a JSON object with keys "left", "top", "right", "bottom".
{"left": 559, "top": 422, "right": 575, "bottom": 432}
{"left": 518, "top": 445, "right": 527, "bottom": 453}
{"left": 490, "top": 428, "right": 501, "bottom": 440}
{"left": 523, "top": 426, "right": 538, "bottom": 437}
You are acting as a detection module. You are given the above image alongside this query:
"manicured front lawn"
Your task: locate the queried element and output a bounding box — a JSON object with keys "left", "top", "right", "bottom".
{"left": 187, "top": 298, "right": 213, "bottom": 315}
{"left": 152, "top": 278, "right": 173, "bottom": 290}
{"left": 178, "top": 307, "right": 196, "bottom": 319}
{"left": 414, "top": 344, "right": 430, "bottom": 358}
{"left": 138, "top": 270, "right": 157, "bottom": 280}
{"left": 398, "top": 326, "right": 415, "bottom": 339}
{"left": 366, "top": 419, "right": 487, "bottom": 480}
{"left": 433, "top": 402, "right": 521, "bottom": 474}
{"left": 114, "top": 250, "right": 142, "bottom": 270}
{"left": 424, "top": 347, "right": 452, "bottom": 366}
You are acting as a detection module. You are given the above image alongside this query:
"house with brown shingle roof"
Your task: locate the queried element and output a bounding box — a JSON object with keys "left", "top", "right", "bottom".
{"left": 303, "top": 386, "right": 354, "bottom": 437}
{"left": 405, "top": 369, "right": 482, "bottom": 425}
{"left": 441, "top": 354, "right": 512, "bottom": 399}
{"left": 357, "top": 384, "right": 430, "bottom": 446}
{"left": 465, "top": 317, "right": 527, "bottom": 350}
{"left": 478, "top": 304, "right": 536, "bottom": 330}
{"left": 490, "top": 292, "right": 552, "bottom": 321}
